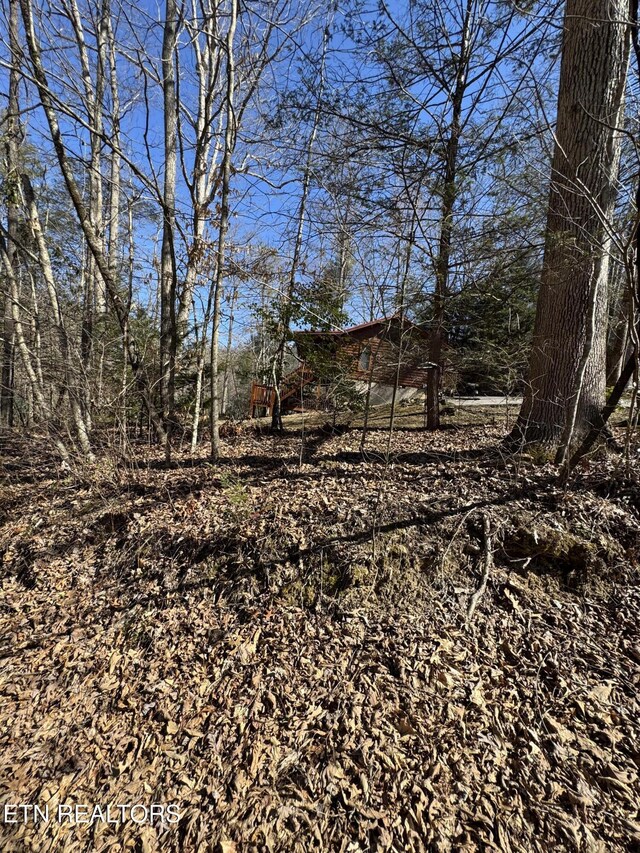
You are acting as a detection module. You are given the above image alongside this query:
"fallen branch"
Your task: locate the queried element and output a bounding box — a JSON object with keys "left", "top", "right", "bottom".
{"left": 466, "top": 513, "right": 493, "bottom": 624}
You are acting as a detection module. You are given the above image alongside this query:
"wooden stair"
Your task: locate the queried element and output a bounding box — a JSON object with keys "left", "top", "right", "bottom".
{"left": 249, "top": 364, "right": 316, "bottom": 418}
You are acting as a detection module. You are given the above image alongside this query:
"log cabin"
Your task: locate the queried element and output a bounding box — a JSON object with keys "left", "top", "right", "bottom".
{"left": 249, "top": 316, "right": 437, "bottom": 418}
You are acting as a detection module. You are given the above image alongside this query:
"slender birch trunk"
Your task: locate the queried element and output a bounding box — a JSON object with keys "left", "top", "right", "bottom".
{"left": 22, "top": 175, "right": 95, "bottom": 459}
{"left": 19, "top": 0, "right": 167, "bottom": 444}
{"left": 0, "top": 234, "right": 70, "bottom": 461}
{"left": 105, "top": 0, "right": 121, "bottom": 289}
{"left": 190, "top": 287, "right": 213, "bottom": 452}
{"left": 1, "top": 0, "right": 20, "bottom": 427}
{"left": 210, "top": 0, "right": 238, "bottom": 459}
{"left": 177, "top": 0, "right": 224, "bottom": 339}
{"left": 221, "top": 283, "right": 237, "bottom": 416}
{"left": 64, "top": 0, "right": 108, "bottom": 434}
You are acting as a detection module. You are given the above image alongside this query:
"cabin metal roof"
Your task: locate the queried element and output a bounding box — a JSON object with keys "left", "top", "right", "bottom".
{"left": 292, "top": 315, "right": 431, "bottom": 340}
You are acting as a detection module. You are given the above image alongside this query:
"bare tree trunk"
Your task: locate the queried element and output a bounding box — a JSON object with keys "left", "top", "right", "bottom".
{"left": 64, "top": 0, "right": 110, "bottom": 433}
{"left": 569, "top": 201, "right": 640, "bottom": 471}
{"left": 607, "top": 260, "right": 631, "bottom": 385}
{"left": 386, "top": 233, "right": 413, "bottom": 456}
{"left": 271, "top": 16, "right": 330, "bottom": 432}
{"left": 190, "top": 285, "right": 213, "bottom": 452}
{"left": 19, "top": 0, "right": 167, "bottom": 445}
{"left": 1, "top": 294, "right": 14, "bottom": 427}
{"left": 105, "top": 0, "right": 121, "bottom": 289}
{"left": 22, "top": 175, "right": 95, "bottom": 460}
{"left": 512, "top": 0, "right": 630, "bottom": 447}
{"left": 0, "top": 234, "right": 69, "bottom": 461}
{"left": 427, "top": 0, "right": 474, "bottom": 431}
{"left": 80, "top": 238, "right": 94, "bottom": 430}
{"left": 221, "top": 282, "right": 237, "bottom": 416}
{"left": 177, "top": 0, "right": 224, "bottom": 339}
{"left": 91, "top": 0, "right": 106, "bottom": 317}
{"left": 65, "top": 0, "right": 108, "bottom": 313}
{"left": 556, "top": 253, "right": 600, "bottom": 466}
{"left": 28, "top": 269, "right": 43, "bottom": 392}
{"left": 359, "top": 287, "right": 377, "bottom": 450}
{"left": 191, "top": 357, "right": 204, "bottom": 452}
{"left": 160, "top": 0, "right": 179, "bottom": 458}
{"left": 336, "top": 216, "right": 352, "bottom": 312}
{"left": 120, "top": 197, "right": 135, "bottom": 446}
{"left": 1, "top": 0, "right": 20, "bottom": 428}
{"left": 210, "top": 0, "right": 238, "bottom": 459}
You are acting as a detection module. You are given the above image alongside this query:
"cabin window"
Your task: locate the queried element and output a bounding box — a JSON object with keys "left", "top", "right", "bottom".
{"left": 359, "top": 345, "right": 371, "bottom": 371}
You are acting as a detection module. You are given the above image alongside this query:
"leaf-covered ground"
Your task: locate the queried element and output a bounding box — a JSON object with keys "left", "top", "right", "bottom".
{"left": 1, "top": 416, "right": 639, "bottom": 852}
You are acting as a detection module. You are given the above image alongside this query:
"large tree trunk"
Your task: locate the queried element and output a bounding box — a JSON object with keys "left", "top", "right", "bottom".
{"left": 512, "top": 0, "right": 630, "bottom": 447}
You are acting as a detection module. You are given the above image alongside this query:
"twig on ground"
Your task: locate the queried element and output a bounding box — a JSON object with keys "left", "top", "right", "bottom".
{"left": 466, "top": 513, "right": 493, "bottom": 624}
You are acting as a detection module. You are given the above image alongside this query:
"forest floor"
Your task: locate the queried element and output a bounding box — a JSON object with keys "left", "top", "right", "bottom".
{"left": 1, "top": 407, "right": 639, "bottom": 852}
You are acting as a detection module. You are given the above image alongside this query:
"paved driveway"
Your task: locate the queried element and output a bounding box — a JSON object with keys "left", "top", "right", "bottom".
{"left": 450, "top": 395, "right": 632, "bottom": 408}
{"left": 449, "top": 396, "right": 523, "bottom": 407}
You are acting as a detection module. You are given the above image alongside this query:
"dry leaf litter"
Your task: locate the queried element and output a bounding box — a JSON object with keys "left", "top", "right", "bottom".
{"left": 1, "top": 421, "right": 639, "bottom": 852}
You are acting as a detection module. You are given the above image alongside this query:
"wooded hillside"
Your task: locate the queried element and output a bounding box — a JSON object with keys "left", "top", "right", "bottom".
{"left": 0, "top": 0, "right": 639, "bottom": 850}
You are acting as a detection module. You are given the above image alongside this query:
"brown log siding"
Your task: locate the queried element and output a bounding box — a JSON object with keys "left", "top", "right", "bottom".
{"left": 306, "top": 333, "right": 432, "bottom": 388}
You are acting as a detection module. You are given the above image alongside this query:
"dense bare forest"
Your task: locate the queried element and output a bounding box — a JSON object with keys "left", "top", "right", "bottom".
{"left": 1, "top": 0, "right": 639, "bottom": 851}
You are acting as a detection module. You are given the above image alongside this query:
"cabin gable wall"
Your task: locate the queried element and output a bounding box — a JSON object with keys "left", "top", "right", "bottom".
{"left": 333, "top": 331, "right": 431, "bottom": 388}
